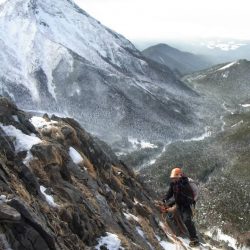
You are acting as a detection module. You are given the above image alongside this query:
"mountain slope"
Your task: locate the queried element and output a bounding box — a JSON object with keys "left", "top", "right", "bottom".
{"left": 0, "top": 97, "right": 224, "bottom": 250}
{"left": 183, "top": 59, "right": 250, "bottom": 104}
{"left": 0, "top": 0, "right": 202, "bottom": 143}
{"left": 137, "top": 60, "right": 250, "bottom": 249}
{"left": 142, "top": 43, "right": 211, "bottom": 75}
{"left": 167, "top": 39, "right": 250, "bottom": 64}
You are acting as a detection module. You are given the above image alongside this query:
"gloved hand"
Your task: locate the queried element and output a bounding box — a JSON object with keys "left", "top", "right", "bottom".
{"left": 162, "top": 198, "right": 168, "bottom": 204}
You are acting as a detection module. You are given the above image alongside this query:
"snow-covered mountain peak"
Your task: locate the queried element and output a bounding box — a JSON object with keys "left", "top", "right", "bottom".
{"left": 0, "top": 0, "right": 201, "bottom": 142}
{"left": 0, "top": 0, "right": 140, "bottom": 101}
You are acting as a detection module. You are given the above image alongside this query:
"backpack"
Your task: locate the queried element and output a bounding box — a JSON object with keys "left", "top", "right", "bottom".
{"left": 188, "top": 178, "right": 199, "bottom": 201}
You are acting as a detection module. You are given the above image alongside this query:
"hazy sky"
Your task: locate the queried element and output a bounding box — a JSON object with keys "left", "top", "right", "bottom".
{"left": 74, "top": 0, "right": 250, "bottom": 43}
{"left": 0, "top": 0, "right": 249, "bottom": 43}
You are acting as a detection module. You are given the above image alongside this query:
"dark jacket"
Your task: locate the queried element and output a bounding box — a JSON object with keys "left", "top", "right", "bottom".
{"left": 164, "top": 176, "right": 194, "bottom": 207}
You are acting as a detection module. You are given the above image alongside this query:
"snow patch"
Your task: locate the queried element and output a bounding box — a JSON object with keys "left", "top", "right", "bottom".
{"left": 155, "top": 235, "right": 175, "bottom": 250}
{"left": 231, "top": 120, "right": 243, "bottom": 128}
{"left": 123, "top": 212, "right": 139, "bottom": 222}
{"left": 40, "top": 186, "right": 59, "bottom": 208}
{"left": 205, "top": 228, "right": 239, "bottom": 249}
{"left": 135, "top": 227, "right": 154, "bottom": 249}
{"left": 23, "top": 150, "right": 33, "bottom": 165}
{"left": 0, "top": 125, "right": 41, "bottom": 152}
{"left": 12, "top": 115, "right": 19, "bottom": 122}
{"left": 69, "top": 147, "right": 84, "bottom": 164}
{"left": 222, "top": 71, "right": 229, "bottom": 78}
{"left": 241, "top": 104, "right": 250, "bottom": 108}
{"left": 217, "top": 61, "right": 238, "bottom": 71}
{"left": 136, "top": 226, "right": 145, "bottom": 238}
{"left": 0, "top": 195, "right": 10, "bottom": 204}
{"left": 128, "top": 137, "right": 157, "bottom": 149}
{"left": 30, "top": 116, "right": 57, "bottom": 128}
{"left": 95, "top": 232, "right": 124, "bottom": 250}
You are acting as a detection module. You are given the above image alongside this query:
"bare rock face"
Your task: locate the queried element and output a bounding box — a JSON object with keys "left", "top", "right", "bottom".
{"left": 0, "top": 97, "right": 185, "bottom": 250}
{"left": 0, "top": 204, "right": 21, "bottom": 222}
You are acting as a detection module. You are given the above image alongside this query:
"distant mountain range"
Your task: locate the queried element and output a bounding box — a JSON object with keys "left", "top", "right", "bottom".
{"left": 183, "top": 59, "right": 250, "bottom": 104}
{"left": 165, "top": 38, "right": 250, "bottom": 64}
{"left": 142, "top": 43, "right": 212, "bottom": 75}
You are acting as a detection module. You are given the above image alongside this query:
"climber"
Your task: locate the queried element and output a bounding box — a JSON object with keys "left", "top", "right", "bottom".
{"left": 162, "top": 167, "right": 199, "bottom": 247}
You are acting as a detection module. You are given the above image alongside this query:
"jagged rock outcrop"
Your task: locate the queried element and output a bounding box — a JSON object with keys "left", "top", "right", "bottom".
{"left": 0, "top": 97, "right": 195, "bottom": 250}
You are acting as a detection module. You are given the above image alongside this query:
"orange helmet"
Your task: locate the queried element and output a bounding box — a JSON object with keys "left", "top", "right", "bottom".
{"left": 170, "top": 167, "right": 183, "bottom": 178}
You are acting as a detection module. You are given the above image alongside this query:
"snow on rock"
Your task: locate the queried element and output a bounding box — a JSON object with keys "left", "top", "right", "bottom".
{"left": 0, "top": 195, "right": 9, "bottom": 204}
{"left": 135, "top": 227, "right": 154, "bottom": 249}
{"left": 12, "top": 115, "right": 19, "bottom": 122}
{"left": 23, "top": 150, "right": 34, "bottom": 165}
{"left": 217, "top": 61, "right": 238, "bottom": 71}
{"left": 155, "top": 235, "right": 176, "bottom": 250}
{"left": 159, "top": 240, "right": 176, "bottom": 250}
{"left": 222, "top": 71, "right": 229, "bottom": 78}
{"left": 30, "top": 116, "right": 57, "bottom": 128}
{"left": 231, "top": 120, "right": 243, "bottom": 128}
{"left": 0, "top": 0, "right": 139, "bottom": 102}
{"left": 95, "top": 232, "right": 124, "bottom": 250}
{"left": 205, "top": 228, "right": 243, "bottom": 250}
{"left": 69, "top": 147, "right": 84, "bottom": 164}
{"left": 136, "top": 226, "right": 145, "bottom": 238}
{"left": 123, "top": 212, "right": 140, "bottom": 222}
{"left": 0, "top": 125, "right": 41, "bottom": 152}
{"left": 241, "top": 104, "right": 250, "bottom": 108}
{"left": 40, "top": 186, "right": 59, "bottom": 208}
{"left": 128, "top": 137, "right": 158, "bottom": 149}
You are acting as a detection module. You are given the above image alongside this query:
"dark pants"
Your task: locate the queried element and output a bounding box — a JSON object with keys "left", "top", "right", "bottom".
{"left": 178, "top": 206, "right": 198, "bottom": 240}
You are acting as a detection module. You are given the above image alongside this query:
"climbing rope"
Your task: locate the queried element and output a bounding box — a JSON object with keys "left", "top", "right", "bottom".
{"left": 157, "top": 203, "right": 189, "bottom": 250}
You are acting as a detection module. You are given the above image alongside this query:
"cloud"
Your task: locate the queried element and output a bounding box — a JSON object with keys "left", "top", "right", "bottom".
{"left": 74, "top": 0, "right": 250, "bottom": 41}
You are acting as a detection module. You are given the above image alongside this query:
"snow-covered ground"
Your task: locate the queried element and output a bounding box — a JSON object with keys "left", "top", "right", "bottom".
{"left": 217, "top": 61, "right": 239, "bottom": 71}
{"left": 241, "top": 104, "right": 250, "bottom": 108}
{"left": 40, "top": 186, "right": 59, "bottom": 208}
{"left": 69, "top": 147, "right": 84, "bottom": 164}
{"left": 123, "top": 212, "right": 140, "bottom": 222}
{"left": 0, "top": 0, "right": 140, "bottom": 102}
{"left": 30, "top": 116, "right": 58, "bottom": 128}
{"left": 205, "top": 228, "right": 248, "bottom": 250}
{"left": 95, "top": 233, "right": 124, "bottom": 250}
{"left": 128, "top": 137, "right": 158, "bottom": 150}
{"left": 0, "top": 124, "right": 41, "bottom": 151}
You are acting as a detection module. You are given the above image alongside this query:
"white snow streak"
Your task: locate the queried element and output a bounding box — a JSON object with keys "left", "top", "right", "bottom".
{"left": 95, "top": 233, "right": 124, "bottom": 250}
{"left": 69, "top": 147, "right": 84, "bottom": 164}
{"left": 217, "top": 61, "right": 238, "bottom": 71}
{"left": 241, "top": 104, "right": 250, "bottom": 107}
{"left": 123, "top": 212, "right": 140, "bottom": 222}
{"left": 0, "top": 125, "right": 41, "bottom": 152}
{"left": 40, "top": 186, "right": 59, "bottom": 208}
{"left": 30, "top": 116, "right": 57, "bottom": 128}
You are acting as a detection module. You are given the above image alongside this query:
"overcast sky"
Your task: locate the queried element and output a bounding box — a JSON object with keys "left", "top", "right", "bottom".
{"left": 0, "top": 0, "right": 249, "bottom": 44}
{"left": 74, "top": 0, "right": 250, "bottom": 43}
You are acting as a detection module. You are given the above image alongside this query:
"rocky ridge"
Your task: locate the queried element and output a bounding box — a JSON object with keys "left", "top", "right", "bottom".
{"left": 0, "top": 97, "right": 207, "bottom": 250}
